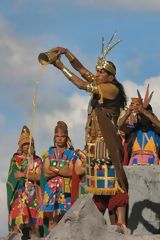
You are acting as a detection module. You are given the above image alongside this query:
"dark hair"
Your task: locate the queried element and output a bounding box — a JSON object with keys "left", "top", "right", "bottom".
{"left": 107, "top": 61, "right": 116, "bottom": 71}
{"left": 113, "top": 78, "right": 127, "bottom": 108}
{"left": 105, "top": 61, "right": 127, "bottom": 108}
{"left": 145, "top": 104, "right": 153, "bottom": 112}
{"left": 105, "top": 61, "right": 116, "bottom": 76}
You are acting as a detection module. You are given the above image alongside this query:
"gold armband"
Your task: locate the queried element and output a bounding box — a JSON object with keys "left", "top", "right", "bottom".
{"left": 62, "top": 67, "right": 73, "bottom": 79}
{"left": 65, "top": 50, "right": 75, "bottom": 62}
{"left": 82, "top": 70, "right": 95, "bottom": 83}
{"left": 54, "top": 168, "right": 59, "bottom": 174}
{"left": 86, "top": 83, "right": 98, "bottom": 94}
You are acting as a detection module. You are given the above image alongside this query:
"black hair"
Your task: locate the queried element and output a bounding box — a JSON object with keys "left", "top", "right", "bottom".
{"left": 145, "top": 104, "right": 153, "bottom": 112}
{"left": 113, "top": 79, "right": 127, "bottom": 108}
{"left": 105, "top": 61, "right": 127, "bottom": 108}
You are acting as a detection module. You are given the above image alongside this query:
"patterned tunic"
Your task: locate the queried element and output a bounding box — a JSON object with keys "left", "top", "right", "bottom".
{"left": 38, "top": 147, "right": 77, "bottom": 225}
{"left": 129, "top": 130, "right": 160, "bottom": 165}
{"left": 7, "top": 154, "right": 42, "bottom": 229}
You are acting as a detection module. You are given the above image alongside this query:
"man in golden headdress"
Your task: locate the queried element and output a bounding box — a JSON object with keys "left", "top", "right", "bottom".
{"left": 7, "top": 126, "right": 42, "bottom": 238}
{"left": 39, "top": 33, "right": 129, "bottom": 233}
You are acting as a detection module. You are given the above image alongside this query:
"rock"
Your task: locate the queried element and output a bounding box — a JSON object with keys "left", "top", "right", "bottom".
{"left": 125, "top": 166, "right": 160, "bottom": 235}
{"left": 46, "top": 195, "right": 160, "bottom": 240}
{"left": 2, "top": 233, "right": 22, "bottom": 240}
{"left": 46, "top": 194, "right": 126, "bottom": 240}
{"left": 47, "top": 166, "right": 160, "bottom": 240}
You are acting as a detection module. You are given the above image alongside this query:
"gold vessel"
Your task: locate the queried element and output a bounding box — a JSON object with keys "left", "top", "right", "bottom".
{"left": 38, "top": 50, "right": 57, "bottom": 65}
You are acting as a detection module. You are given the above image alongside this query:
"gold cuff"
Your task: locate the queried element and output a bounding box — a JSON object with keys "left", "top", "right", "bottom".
{"left": 86, "top": 83, "right": 98, "bottom": 94}
{"left": 54, "top": 168, "right": 59, "bottom": 174}
{"left": 82, "top": 71, "right": 95, "bottom": 83}
{"left": 62, "top": 67, "right": 73, "bottom": 79}
{"left": 65, "top": 50, "right": 75, "bottom": 62}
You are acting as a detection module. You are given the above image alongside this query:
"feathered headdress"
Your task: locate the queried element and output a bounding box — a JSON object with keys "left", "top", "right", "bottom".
{"left": 137, "top": 84, "right": 154, "bottom": 108}
{"left": 96, "top": 31, "right": 122, "bottom": 76}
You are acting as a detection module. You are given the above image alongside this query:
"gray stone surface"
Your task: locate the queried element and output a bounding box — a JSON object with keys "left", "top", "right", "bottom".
{"left": 46, "top": 195, "right": 126, "bottom": 240}
{"left": 125, "top": 166, "right": 160, "bottom": 235}
{"left": 46, "top": 195, "right": 160, "bottom": 240}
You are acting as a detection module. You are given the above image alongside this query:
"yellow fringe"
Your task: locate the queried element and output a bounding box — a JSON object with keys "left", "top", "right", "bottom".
{"left": 86, "top": 175, "right": 117, "bottom": 181}
{"left": 85, "top": 186, "right": 117, "bottom": 195}
{"left": 85, "top": 180, "right": 124, "bottom": 195}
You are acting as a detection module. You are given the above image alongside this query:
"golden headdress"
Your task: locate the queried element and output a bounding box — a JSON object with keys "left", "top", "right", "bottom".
{"left": 18, "top": 125, "right": 34, "bottom": 148}
{"left": 96, "top": 31, "right": 121, "bottom": 76}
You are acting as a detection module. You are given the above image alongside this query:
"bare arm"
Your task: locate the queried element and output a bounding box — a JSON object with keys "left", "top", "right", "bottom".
{"left": 58, "top": 160, "right": 73, "bottom": 177}
{"left": 61, "top": 67, "right": 88, "bottom": 90}
{"left": 44, "top": 157, "right": 57, "bottom": 178}
{"left": 14, "top": 168, "right": 41, "bottom": 182}
{"left": 52, "top": 47, "right": 95, "bottom": 83}
{"left": 27, "top": 165, "right": 42, "bottom": 182}
{"left": 75, "top": 159, "right": 85, "bottom": 176}
{"left": 53, "top": 58, "right": 99, "bottom": 94}
{"left": 65, "top": 49, "right": 95, "bottom": 83}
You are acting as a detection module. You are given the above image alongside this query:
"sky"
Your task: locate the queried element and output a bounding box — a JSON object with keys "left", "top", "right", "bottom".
{"left": 1, "top": 0, "right": 160, "bottom": 236}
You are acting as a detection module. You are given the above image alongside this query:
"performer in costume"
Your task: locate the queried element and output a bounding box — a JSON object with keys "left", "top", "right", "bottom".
{"left": 39, "top": 32, "right": 129, "bottom": 234}
{"left": 7, "top": 126, "right": 42, "bottom": 238}
{"left": 117, "top": 85, "right": 160, "bottom": 166}
{"left": 38, "top": 121, "right": 78, "bottom": 234}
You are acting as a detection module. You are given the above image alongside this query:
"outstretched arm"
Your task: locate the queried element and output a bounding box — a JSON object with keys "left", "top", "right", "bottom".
{"left": 53, "top": 57, "right": 98, "bottom": 94}
{"left": 52, "top": 47, "right": 95, "bottom": 83}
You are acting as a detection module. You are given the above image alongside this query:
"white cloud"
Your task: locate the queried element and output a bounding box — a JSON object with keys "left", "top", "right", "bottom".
{"left": 75, "top": 0, "right": 160, "bottom": 11}
{"left": 0, "top": 18, "right": 37, "bottom": 83}
{"left": 123, "top": 76, "right": 160, "bottom": 115}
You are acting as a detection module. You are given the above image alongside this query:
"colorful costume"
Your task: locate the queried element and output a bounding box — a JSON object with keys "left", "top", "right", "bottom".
{"left": 38, "top": 146, "right": 77, "bottom": 225}
{"left": 118, "top": 91, "right": 160, "bottom": 166}
{"left": 7, "top": 126, "right": 42, "bottom": 232}
{"left": 129, "top": 130, "right": 160, "bottom": 165}
{"left": 7, "top": 154, "right": 42, "bottom": 229}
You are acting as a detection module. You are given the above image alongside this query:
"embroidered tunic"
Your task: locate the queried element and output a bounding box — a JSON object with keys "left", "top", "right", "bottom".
{"left": 7, "top": 154, "right": 42, "bottom": 229}
{"left": 129, "top": 130, "right": 160, "bottom": 165}
{"left": 38, "top": 147, "right": 76, "bottom": 225}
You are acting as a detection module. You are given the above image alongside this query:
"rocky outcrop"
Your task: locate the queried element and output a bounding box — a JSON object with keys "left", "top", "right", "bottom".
{"left": 46, "top": 194, "right": 160, "bottom": 240}
{"left": 125, "top": 166, "right": 160, "bottom": 235}
{"left": 7, "top": 166, "right": 160, "bottom": 239}
{"left": 46, "top": 194, "right": 126, "bottom": 240}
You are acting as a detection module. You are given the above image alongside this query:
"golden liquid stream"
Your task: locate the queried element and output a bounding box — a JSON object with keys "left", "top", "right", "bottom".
{"left": 13, "top": 65, "right": 46, "bottom": 232}
{"left": 14, "top": 65, "right": 46, "bottom": 232}
{"left": 26, "top": 65, "right": 46, "bottom": 184}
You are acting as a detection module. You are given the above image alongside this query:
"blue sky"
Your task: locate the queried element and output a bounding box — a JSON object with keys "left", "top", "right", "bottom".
{"left": 1, "top": 0, "right": 160, "bottom": 236}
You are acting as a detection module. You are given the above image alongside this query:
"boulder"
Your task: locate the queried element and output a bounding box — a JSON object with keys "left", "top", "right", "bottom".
{"left": 125, "top": 166, "right": 160, "bottom": 235}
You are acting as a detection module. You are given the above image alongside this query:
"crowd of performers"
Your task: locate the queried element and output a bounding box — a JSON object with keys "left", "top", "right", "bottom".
{"left": 6, "top": 36, "right": 160, "bottom": 239}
